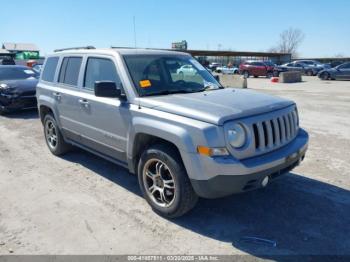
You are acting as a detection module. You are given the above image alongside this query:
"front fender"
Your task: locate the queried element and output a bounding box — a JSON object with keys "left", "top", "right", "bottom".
{"left": 127, "top": 117, "right": 196, "bottom": 158}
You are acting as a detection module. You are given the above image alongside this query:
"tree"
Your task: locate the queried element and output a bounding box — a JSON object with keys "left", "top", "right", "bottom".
{"left": 270, "top": 28, "right": 305, "bottom": 58}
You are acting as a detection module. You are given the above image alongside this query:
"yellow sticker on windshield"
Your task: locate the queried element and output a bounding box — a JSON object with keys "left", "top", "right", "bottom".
{"left": 139, "top": 80, "right": 151, "bottom": 88}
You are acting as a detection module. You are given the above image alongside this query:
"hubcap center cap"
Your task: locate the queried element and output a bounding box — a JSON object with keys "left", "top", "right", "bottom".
{"left": 155, "top": 177, "right": 163, "bottom": 188}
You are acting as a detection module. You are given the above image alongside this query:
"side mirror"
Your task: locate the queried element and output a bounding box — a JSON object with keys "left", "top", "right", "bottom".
{"left": 94, "top": 81, "right": 122, "bottom": 98}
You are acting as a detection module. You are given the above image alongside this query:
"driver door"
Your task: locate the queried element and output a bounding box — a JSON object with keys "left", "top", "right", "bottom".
{"left": 76, "top": 56, "right": 129, "bottom": 163}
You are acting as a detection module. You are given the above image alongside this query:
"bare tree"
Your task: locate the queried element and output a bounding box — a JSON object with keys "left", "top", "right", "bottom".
{"left": 270, "top": 28, "right": 305, "bottom": 58}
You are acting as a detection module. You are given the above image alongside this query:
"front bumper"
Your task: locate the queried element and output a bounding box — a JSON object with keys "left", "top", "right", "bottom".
{"left": 0, "top": 93, "right": 37, "bottom": 113}
{"left": 185, "top": 129, "right": 308, "bottom": 198}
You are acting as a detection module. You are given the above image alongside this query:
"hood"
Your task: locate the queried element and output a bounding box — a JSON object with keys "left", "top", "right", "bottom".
{"left": 139, "top": 88, "right": 294, "bottom": 125}
{"left": 0, "top": 78, "right": 38, "bottom": 95}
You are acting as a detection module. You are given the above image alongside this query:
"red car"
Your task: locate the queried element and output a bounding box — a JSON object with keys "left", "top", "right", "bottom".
{"left": 239, "top": 61, "right": 275, "bottom": 78}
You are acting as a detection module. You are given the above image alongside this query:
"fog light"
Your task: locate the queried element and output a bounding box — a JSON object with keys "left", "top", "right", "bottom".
{"left": 262, "top": 176, "right": 269, "bottom": 187}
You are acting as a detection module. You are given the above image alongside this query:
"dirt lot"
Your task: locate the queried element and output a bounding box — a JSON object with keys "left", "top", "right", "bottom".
{"left": 0, "top": 76, "right": 349, "bottom": 256}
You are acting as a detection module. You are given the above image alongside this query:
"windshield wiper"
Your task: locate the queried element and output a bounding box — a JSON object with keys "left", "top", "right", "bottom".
{"left": 143, "top": 89, "right": 198, "bottom": 97}
{"left": 199, "top": 84, "right": 223, "bottom": 92}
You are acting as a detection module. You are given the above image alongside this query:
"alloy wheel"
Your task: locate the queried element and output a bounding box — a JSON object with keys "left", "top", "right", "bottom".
{"left": 45, "top": 120, "right": 58, "bottom": 150}
{"left": 143, "top": 159, "right": 176, "bottom": 208}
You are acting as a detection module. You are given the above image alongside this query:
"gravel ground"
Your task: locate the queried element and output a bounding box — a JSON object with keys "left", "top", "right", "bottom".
{"left": 0, "top": 76, "right": 349, "bottom": 257}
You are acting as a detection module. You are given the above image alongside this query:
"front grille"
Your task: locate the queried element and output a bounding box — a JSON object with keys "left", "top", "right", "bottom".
{"left": 252, "top": 109, "right": 298, "bottom": 152}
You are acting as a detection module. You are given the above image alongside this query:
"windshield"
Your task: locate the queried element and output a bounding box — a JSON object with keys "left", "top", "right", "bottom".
{"left": 124, "top": 55, "right": 222, "bottom": 96}
{"left": 0, "top": 67, "right": 38, "bottom": 81}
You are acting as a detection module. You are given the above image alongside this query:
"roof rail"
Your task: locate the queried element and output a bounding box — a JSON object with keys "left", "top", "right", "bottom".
{"left": 111, "top": 46, "right": 138, "bottom": 49}
{"left": 54, "top": 46, "right": 96, "bottom": 52}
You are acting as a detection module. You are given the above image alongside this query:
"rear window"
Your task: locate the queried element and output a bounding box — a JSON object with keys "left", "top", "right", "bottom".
{"left": 58, "top": 57, "right": 82, "bottom": 86}
{"left": 42, "top": 57, "right": 59, "bottom": 82}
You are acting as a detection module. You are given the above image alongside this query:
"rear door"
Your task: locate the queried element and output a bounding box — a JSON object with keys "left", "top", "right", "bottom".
{"left": 55, "top": 56, "right": 84, "bottom": 143}
{"left": 292, "top": 63, "right": 305, "bottom": 73}
{"left": 75, "top": 55, "right": 129, "bottom": 163}
{"left": 254, "top": 62, "right": 267, "bottom": 76}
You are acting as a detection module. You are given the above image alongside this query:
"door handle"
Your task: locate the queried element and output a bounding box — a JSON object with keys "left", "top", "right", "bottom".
{"left": 78, "top": 98, "right": 90, "bottom": 108}
{"left": 53, "top": 92, "right": 61, "bottom": 100}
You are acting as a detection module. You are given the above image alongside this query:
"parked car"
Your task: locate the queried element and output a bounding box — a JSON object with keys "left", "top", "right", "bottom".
{"left": 216, "top": 66, "right": 239, "bottom": 74}
{"left": 208, "top": 62, "right": 222, "bottom": 71}
{"left": 318, "top": 62, "right": 350, "bottom": 80}
{"left": 296, "top": 60, "right": 331, "bottom": 70}
{"left": 37, "top": 47, "right": 308, "bottom": 218}
{"left": 239, "top": 61, "right": 275, "bottom": 78}
{"left": 0, "top": 65, "right": 39, "bottom": 114}
{"left": 176, "top": 64, "right": 197, "bottom": 76}
{"left": 274, "top": 61, "right": 321, "bottom": 76}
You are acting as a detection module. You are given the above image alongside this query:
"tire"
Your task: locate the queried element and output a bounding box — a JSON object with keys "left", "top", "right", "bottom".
{"left": 306, "top": 70, "right": 313, "bottom": 76}
{"left": 138, "top": 144, "right": 198, "bottom": 218}
{"left": 321, "top": 72, "right": 330, "bottom": 80}
{"left": 43, "top": 114, "right": 71, "bottom": 156}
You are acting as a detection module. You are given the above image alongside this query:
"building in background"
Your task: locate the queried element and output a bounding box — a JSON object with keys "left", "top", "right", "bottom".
{"left": 2, "top": 42, "right": 40, "bottom": 60}
{"left": 172, "top": 40, "right": 188, "bottom": 50}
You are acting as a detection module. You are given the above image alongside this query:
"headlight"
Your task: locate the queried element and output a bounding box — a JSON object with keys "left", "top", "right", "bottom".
{"left": 228, "top": 123, "right": 246, "bottom": 148}
{"left": 0, "top": 83, "right": 9, "bottom": 90}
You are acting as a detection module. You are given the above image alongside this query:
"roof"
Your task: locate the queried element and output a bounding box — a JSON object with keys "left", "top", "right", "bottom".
{"left": 2, "top": 43, "right": 39, "bottom": 52}
{"left": 54, "top": 47, "right": 189, "bottom": 56}
{"left": 0, "top": 49, "right": 11, "bottom": 54}
{"left": 113, "top": 48, "right": 188, "bottom": 56}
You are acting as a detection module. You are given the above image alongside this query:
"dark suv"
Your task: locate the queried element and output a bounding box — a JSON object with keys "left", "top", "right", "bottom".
{"left": 239, "top": 61, "right": 274, "bottom": 78}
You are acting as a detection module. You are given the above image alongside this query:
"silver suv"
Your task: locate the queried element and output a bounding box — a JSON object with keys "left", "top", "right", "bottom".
{"left": 37, "top": 47, "right": 309, "bottom": 217}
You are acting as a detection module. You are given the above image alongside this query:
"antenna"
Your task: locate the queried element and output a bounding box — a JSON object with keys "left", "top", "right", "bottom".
{"left": 133, "top": 16, "right": 137, "bottom": 48}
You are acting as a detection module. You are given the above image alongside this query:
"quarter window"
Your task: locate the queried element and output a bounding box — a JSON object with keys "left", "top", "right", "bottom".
{"left": 42, "top": 57, "right": 59, "bottom": 82}
{"left": 58, "top": 57, "right": 82, "bottom": 86}
{"left": 84, "top": 58, "right": 120, "bottom": 90}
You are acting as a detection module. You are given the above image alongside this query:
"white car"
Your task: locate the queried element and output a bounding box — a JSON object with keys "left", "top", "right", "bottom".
{"left": 216, "top": 66, "right": 239, "bottom": 74}
{"left": 176, "top": 64, "right": 197, "bottom": 76}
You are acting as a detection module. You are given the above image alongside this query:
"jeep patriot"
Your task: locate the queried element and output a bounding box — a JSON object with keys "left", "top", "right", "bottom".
{"left": 37, "top": 47, "right": 309, "bottom": 217}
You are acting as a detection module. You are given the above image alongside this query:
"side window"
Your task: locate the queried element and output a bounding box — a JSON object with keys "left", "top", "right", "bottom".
{"left": 84, "top": 58, "right": 120, "bottom": 90}
{"left": 58, "top": 57, "right": 82, "bottom": 86}
{"left": 42, "top": 57, "right": 59, "bottom": 82}
{"left": 341, "top": 63, "right": 350, "bottom": 69}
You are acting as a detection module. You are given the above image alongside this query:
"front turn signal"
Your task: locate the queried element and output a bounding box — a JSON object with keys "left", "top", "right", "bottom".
{"left": 197, "top": 146, "right": 229, "bottom": 157}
